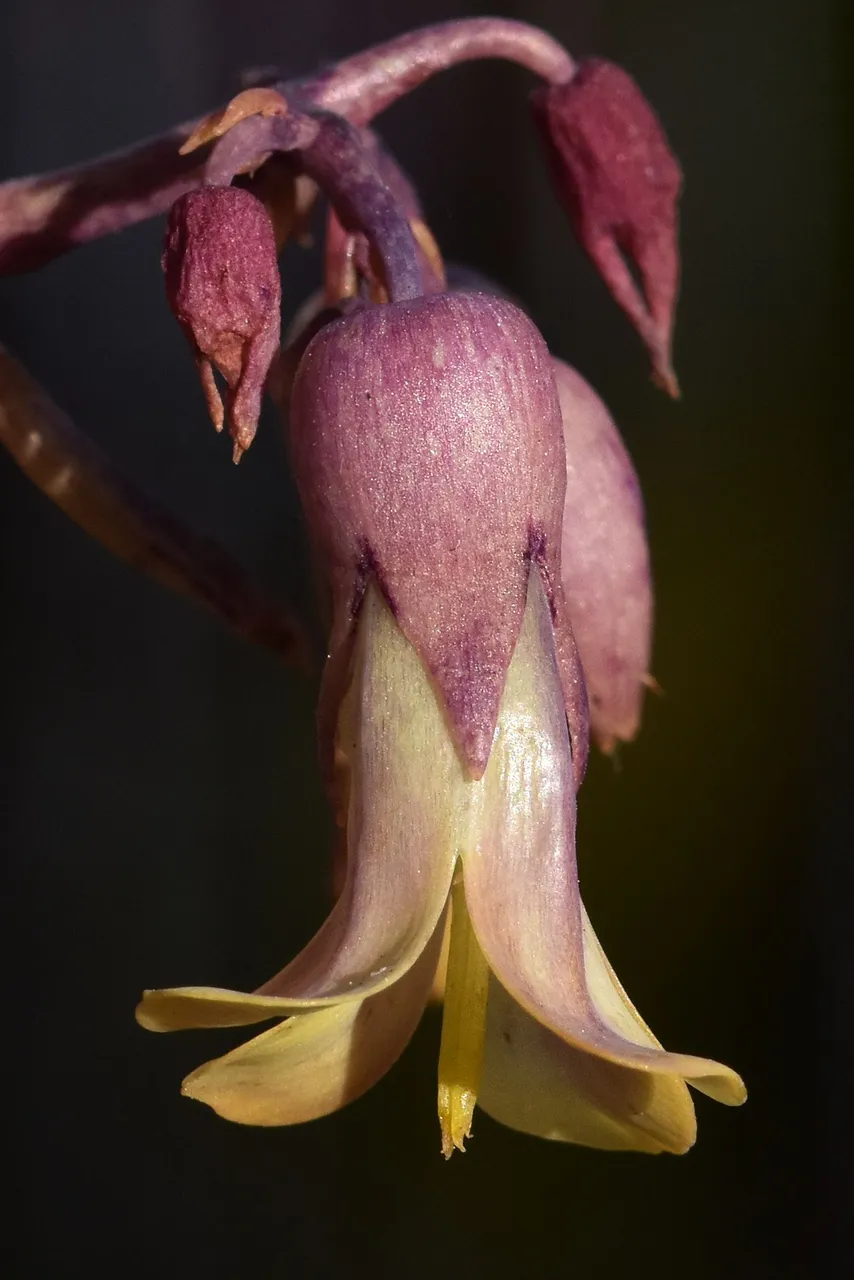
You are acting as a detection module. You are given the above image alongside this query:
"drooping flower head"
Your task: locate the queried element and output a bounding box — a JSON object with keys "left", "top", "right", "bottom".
{"left": 138, "top": 288, "right": 745, "bottom": 1155}
{"left": 0, "top": 17, "right": 746, "bottom": 1158}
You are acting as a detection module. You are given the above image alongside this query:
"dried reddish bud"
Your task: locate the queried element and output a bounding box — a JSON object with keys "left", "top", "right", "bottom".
{"left": 162, "top": 185, "right": 281, "bottom": 461}
{"left": 531, "top": 60, "right": 682, "bottom": 396}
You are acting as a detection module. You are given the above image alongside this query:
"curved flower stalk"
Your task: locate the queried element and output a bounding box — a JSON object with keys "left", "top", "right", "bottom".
{"left": 138, "top": 292, "right": 745, "bottom": 1154}
{"left": 0, "top": 20, "right": 681, "bottom": 388}
{"left": 321, "top": 129, "right": 446, "bottom": 304}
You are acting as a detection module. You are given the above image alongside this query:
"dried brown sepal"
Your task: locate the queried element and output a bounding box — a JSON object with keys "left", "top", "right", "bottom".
{"left": 179, "top": 87, "right": 289, "bottom": 156}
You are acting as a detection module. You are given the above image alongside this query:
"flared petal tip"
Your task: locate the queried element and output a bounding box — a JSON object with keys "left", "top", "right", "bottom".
{"left": 135, "top": 985, "right": 293, "bottom": 1032}
{"left": 180, "top": 1066, "right": 242, "bottom": 1121}
{"left": 692, "top": 1065, "right": 748, "bottom": 1108}
{"left": 136, "top": 991, "right": 174, "bottom": 1033}
{"left": 179, "top": 1062, "right": 282, "bottom": 1127}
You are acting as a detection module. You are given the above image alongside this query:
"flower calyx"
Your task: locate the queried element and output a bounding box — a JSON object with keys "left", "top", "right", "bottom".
{"left": 288, "top": 289, "right": 589, "bottom": 781}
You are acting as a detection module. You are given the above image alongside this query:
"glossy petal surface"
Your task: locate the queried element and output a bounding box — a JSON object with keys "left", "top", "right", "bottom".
{"left": 138, "top": 584, "right": 459, "bottom": 1031}
{"left": 183, "top": 913, "right": 445, "bottom": 1126}
{"left": 479, "top": 904, "right": 696, "bottom": 1152}
{"left": 464, "top": 569, "right": 745, "bottom": 1106}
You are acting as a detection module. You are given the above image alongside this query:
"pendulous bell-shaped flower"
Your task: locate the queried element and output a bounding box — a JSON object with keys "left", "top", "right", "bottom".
{"left": 137, "top": 292, "right": 745, "bottom": 1156}
{"left": 162, "top": 184, "right": 281, "bottom": 461}
{"left": 554, "top": 357, "right": 653, "bottom": 752}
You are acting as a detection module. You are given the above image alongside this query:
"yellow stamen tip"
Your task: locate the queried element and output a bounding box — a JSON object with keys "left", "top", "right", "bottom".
{"left": 437, "top": 876, "right": 489, "bottom": 1159}
{"left": 438, "top": 1083, "right": 475, "bottom": 1159}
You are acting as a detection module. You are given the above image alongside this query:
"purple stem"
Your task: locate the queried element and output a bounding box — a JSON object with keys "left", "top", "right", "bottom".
{"left": 0, "top": 18, "right": 576, "bottom": 277}
{"left": 294, "top": 111, "right": 422, "bottom": 302}
{"left": 0, "top": 127, "right": 202, "bottom": 274}
{"left": 300, "top": 17, "right": 577, "bottom": 125}
{"left": 204, "top": 107, "right": 422, "bottom": 302}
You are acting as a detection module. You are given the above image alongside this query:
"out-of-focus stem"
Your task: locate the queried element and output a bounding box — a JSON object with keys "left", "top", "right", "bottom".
{"left": 301, "top": 18, "right": 576, "bottom": 124}
{"left": 0, "top": 347, "right": 311, "bottom": 668}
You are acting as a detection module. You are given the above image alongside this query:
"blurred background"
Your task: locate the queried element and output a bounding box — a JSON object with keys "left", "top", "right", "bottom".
{"left": 0, "top": 1, "right": 845, "bottom": 1275}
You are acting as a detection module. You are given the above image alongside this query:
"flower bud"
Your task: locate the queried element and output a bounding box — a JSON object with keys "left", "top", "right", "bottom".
{"left": 531, "top": 60, "right": 682, "bottom": 396}
{"left": 288, "top": 292, "right": 588, "bottom": 779}
{"left": 162, "top": 185, "right": 281, "bottom": 461}
{"left": 554, "top": 358, "right": 652, "bottom": 750}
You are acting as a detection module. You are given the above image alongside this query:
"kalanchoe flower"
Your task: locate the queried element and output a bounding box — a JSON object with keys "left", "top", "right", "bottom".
{"left": 0, "top": 16, "right": 747, "bottom": 1162}
{"left": 137, "top": 293, "right": 745, "bottom": 1155}
{"left": 531, "top": 59, "right": 682, "bottom": 395}
{"left": 554, "top": 358, "right": 653, "bottom": 751}
{"left": 162, "top": 185, "right": 281, "bottom": 461}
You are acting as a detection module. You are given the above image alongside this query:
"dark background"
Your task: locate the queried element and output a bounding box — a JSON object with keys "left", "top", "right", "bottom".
{"left": 0, "top": 1, "right": 846, "bottom": 1276}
